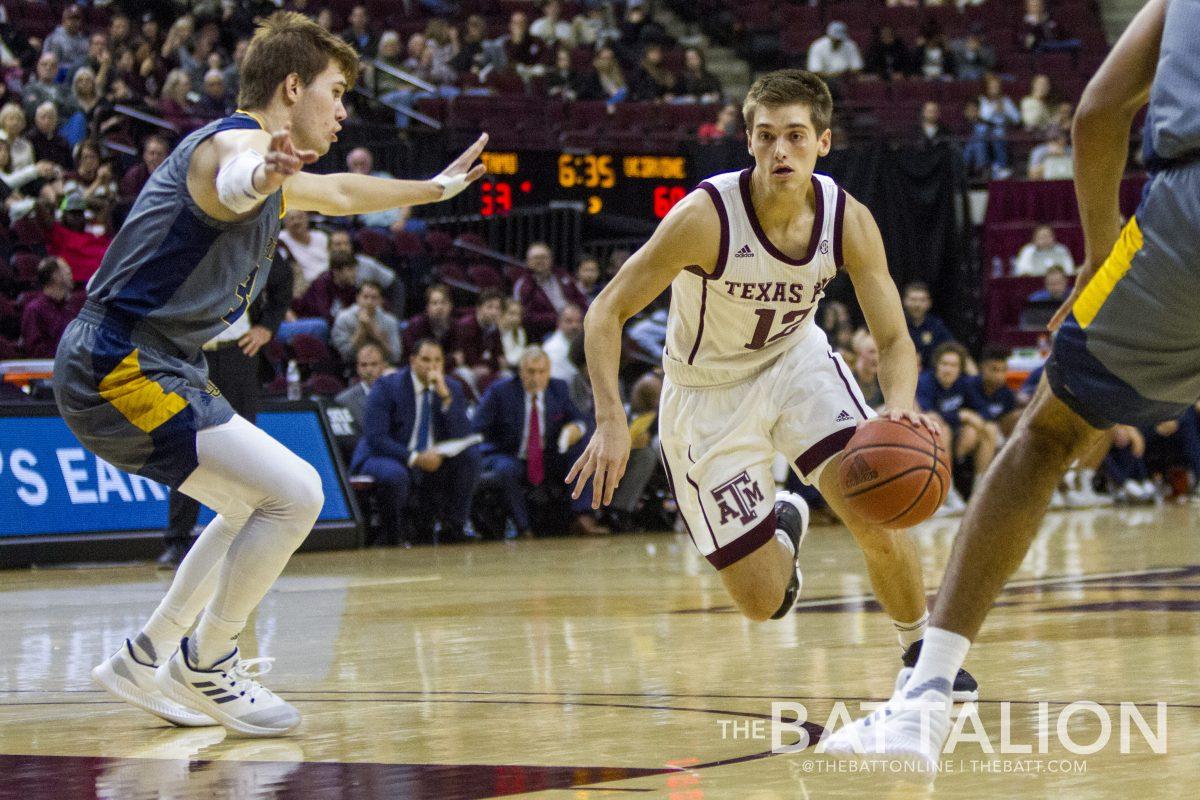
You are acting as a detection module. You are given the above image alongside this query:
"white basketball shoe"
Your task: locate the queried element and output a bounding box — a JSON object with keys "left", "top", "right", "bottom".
{"left": 155, "top": 637, "right": 301, "bottom": 738}
{"left": 820, "top": 669, "right": 954, "bottom": 774}
{"left": 92, "top": 639, "right": 217, "bottom": 727}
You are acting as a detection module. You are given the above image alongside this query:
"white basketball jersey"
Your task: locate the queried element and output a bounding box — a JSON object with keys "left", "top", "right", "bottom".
{"left": 663, "top": 169, "right": 846, "bottom": 387}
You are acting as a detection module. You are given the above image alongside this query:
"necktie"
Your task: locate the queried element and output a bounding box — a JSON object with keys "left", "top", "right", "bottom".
{"left": 415, "top": 387, "right": 432, "bottom": 452}
{"left": 527, "top": 394, "right": 544, "bottom": 486}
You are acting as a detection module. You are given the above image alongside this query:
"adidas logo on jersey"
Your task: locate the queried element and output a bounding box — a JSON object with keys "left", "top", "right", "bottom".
{"left": 836, "top": 410, "right": 853, "bottom": 423}
{"left": 734, "top": 244, "right": 754, "bottom": 258}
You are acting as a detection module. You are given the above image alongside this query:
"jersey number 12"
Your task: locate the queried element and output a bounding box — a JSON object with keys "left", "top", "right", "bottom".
{"left": 744, "top": 307, "right": 812, "bottom": 350}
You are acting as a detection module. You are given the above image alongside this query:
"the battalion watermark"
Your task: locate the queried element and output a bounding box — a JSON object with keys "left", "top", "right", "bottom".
{"left": 715, "top": 700, "right": 1167, "bottom": 763}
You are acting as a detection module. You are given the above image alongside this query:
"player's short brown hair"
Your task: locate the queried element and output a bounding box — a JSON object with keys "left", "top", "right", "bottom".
{"left": 742, "top": 69, "right": 833, "bottom": 134}
{"left": 237, "top": 11, "right": 358, "bottom": 110}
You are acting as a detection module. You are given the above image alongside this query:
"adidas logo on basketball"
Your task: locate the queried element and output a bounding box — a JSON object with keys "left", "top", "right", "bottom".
{"left": 836, "top": 410, "right": 853, "bottom": 423}
{"left": 734, "top": 244, "right": 754, "bottom": 257}
{"left": 844, "top": 455, "right": 878, "bottom": 489}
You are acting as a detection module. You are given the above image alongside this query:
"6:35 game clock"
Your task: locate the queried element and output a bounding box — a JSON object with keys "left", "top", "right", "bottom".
{"left": 476, "top": 151, "right": 690, "bottom": 219}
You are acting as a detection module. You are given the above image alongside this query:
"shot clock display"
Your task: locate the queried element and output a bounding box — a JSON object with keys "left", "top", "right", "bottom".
{"left": 477, "top": 151, "right": 691, "bottom": 219}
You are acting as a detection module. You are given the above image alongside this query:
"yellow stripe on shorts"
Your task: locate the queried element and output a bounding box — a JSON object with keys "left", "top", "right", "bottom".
{"left": 1073, "top": 217, "right": 1143, "bottom": 329}
{"left": 98, "top": 350, "right": 188, "bottom": 433}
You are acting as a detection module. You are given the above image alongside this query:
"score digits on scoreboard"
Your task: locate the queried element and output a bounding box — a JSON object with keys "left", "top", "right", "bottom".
{"left": 477, "top": 151, "right": 689, "bottom": 219}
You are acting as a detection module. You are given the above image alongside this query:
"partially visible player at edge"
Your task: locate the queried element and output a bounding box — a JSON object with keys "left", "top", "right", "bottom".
{"left": 567, "top": 69, "right": 977, "bottom": 698}
{"left": 58, "top": 12, "right": 487, "bottom": 737}
{"left": 825, "top": 0, "right": 1188, "bottom": 769}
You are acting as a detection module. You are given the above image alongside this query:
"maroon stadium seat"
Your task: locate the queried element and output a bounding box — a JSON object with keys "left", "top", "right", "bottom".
{"left": 355, "top": 228, "right": 393, "bottom": 259}
{"left": 304, "top": 373, "right": 346, "bottom": 397}
{"left": 290, "top": 333, "right": 335, "bottom": 370}
{"left": 467, "top": 263, "right": 504, "bottom": 289}
{"left": 10, "top": 217, "right": 44, "bottom": 248}
{"left": 11, "top": 253, "right": 40, "bottom": 288}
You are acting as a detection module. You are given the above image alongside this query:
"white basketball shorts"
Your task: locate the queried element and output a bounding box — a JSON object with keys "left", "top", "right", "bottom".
{"left": 658, "top": 329, "right": 875, "bottom": 569}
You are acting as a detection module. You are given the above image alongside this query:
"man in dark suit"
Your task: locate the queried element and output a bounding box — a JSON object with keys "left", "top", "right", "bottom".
{"left": 474, "top": 346, "right": 609, "bottom": 537}
{"left": 352, "top": 339, "right": 480, "bottom": 544}
{"left": 158, "top": 241, "right": 294, "bottom": 568}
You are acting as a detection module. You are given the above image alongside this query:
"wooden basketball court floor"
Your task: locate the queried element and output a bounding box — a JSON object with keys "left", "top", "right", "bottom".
{"left": 1, "top": 504, "right": 1197, "bottom": 799}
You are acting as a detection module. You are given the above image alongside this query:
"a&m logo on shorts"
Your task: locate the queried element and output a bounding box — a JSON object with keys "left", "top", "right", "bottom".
{"left": 712, "top": 471, "right": 764, "bottom": 525}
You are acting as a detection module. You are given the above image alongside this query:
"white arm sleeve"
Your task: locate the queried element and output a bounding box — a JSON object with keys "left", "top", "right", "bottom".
{"left": 216, "top": 148, "right": 268, "bottom": 213}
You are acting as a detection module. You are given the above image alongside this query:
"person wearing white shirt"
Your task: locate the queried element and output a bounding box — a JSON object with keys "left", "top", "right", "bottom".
{"left": 278, "top": 209, "right": 330, "bottom": 296}
{"left": 542, "top": 303, "right": 583, "bottom": 383}
{"left": 499, "top": 297, "right": 528, "bottom": 371}
{"left": 1013, "top": 224, "right": 1075, "bottom": 276}
{"left": 530, "top": 0, "right": 574, "bottom": 47}
{"left": 806, "top": 21, "right": 864, "bottom": 78}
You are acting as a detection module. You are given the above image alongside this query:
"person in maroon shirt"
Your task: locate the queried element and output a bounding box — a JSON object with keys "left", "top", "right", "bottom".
{"left": 20, "top": 256, "right": 75, "bottom": 358}
{"left": 292, "top": 251, "right": 358, "bottom": 322}
{"left": 402, "top": 284, "right": 458, "bottom": 360}
{"left": 118, "top": 134, "right": 170, "bottom": 203}
{"left": 513, "top": 241, "right": 589, "bottom": 341}
{"left": 453, "top": 288, "right": 505, "bottom": 395}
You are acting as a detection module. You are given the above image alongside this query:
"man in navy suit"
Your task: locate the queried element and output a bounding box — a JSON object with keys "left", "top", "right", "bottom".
{"left": 353, "top": 339, "right": 481, "bottom": 543}
{"left": 474, "top": 346, "right": 610, "bottom": 537}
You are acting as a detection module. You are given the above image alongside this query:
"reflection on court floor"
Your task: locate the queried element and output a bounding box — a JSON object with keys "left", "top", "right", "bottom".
{"left": 1, "top": 504, "right": 1197, "bottom": 798}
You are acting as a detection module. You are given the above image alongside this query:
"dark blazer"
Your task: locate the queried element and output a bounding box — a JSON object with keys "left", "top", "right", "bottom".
{"left": 473, "top": 376, "right": 585, "bottom": 458}
{"left": 352, "top": 368, "right": 472, "bottom": 469}
{"left": 513, "top": 269, "right": 589, "bottom": 342}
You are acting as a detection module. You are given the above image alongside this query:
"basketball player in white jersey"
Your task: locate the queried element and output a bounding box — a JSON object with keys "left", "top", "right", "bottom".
{"left": 567, "top": 70, "right": 976, "bottom": 697}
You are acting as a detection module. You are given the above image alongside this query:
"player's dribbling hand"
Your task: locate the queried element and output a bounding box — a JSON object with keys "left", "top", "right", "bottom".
{"left": 872, "top": 407, "right": 942, "bottom": 439}
{"left": 566, "top": 418, "right": 630, "bottom": 509}
{"left": 258, "top": 127, "right": 318, "bottom": 194}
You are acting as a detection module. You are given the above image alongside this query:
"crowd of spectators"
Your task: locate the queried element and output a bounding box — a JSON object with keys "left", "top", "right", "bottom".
{"left": 2, "top": 0, "right": 1190, "bottom": 549}
{"left": 681, "top": 0, "right": 1096, "bottom": 185}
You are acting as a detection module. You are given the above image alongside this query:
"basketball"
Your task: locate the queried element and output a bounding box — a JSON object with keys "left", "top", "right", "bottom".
{"left": 837, "top": 419, "right": 951, "bottom": 528}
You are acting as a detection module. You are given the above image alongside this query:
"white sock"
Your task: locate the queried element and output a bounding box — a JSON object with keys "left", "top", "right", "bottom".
{"left": 894, "top": 610, "right": 929, "bottom": 649}
{"left": 192, "top": 609, "right": 244, "bottom": 668}
{"left": 905, "top": 627, "right": 971, "bottom": 696}
{"left": 1080, "top": 468, "right": 1095, "bottom": 490}
{"left": 775, "top": 528, "right": 796, "bottom": 557}
{"left": 172, "top": 416, "right": 324, "bottom": 669}
{"left": 135, "top": 512, "right": 249, "bottom": 665}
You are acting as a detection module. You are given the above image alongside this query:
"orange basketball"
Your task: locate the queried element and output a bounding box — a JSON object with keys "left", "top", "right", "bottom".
{"left": 837, "top": 419, "right": 951, "bottom": 528}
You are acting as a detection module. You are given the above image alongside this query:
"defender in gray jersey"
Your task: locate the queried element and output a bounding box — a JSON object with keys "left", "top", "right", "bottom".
{"left": 74, "top": 13, "right": 488, "bottom": 737}
{"left": 826, "top": 0, "right": 1190, "bottom": 768}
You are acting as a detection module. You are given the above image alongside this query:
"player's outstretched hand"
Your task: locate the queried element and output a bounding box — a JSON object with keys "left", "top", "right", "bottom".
{"left": 566, "top": 417, "right": 630, "bottom": 509}
{"left": 260, "top": 127, "right": 318, "bottom": 193}
{"left": 871, "top": 407, "right": 942, "bottom": 439}
{"left": 432, "top": 133, "right": 489, "bottom": 200}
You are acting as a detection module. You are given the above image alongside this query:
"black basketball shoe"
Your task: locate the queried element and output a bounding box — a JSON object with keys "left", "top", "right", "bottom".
{"left": 900, "top": 639, "right": 980, "bottom": 702}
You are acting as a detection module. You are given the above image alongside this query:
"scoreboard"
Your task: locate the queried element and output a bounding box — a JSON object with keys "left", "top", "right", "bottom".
{"left": 476, "top": 151, "right": 692, "bottom": 218}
